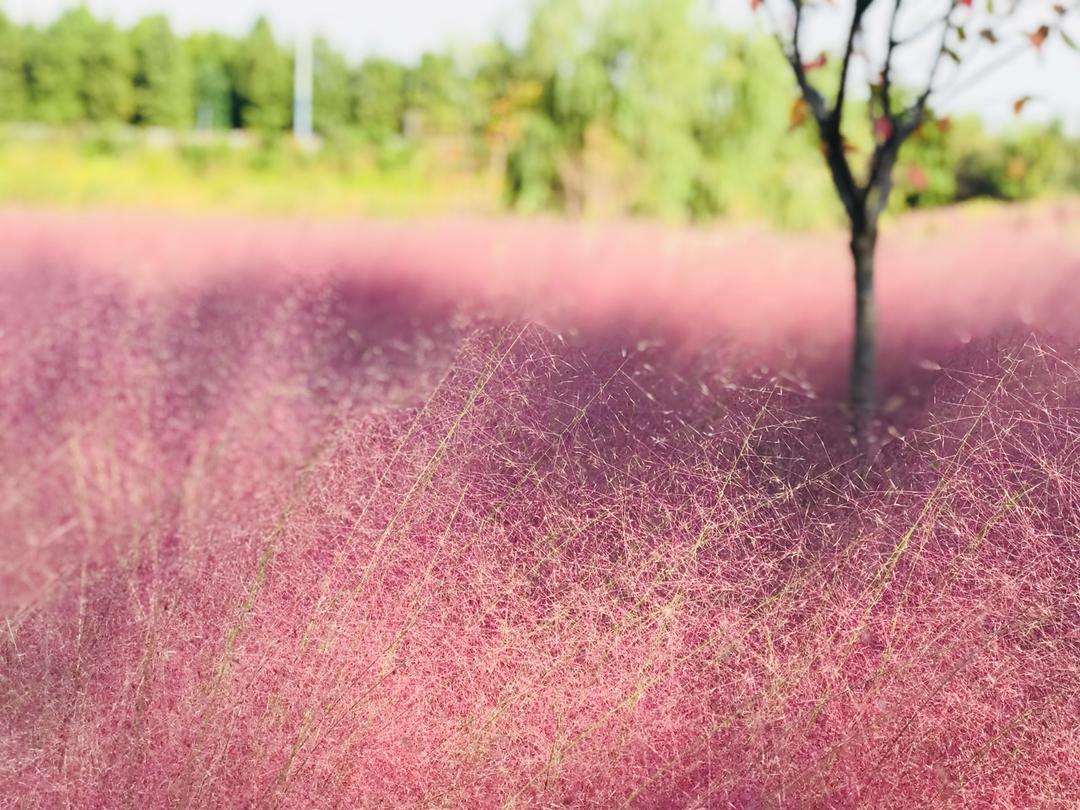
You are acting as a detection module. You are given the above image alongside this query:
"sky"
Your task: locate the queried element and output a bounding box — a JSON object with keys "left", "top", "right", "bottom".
{"left": 1, "top": 0, "right": 532, "bottom": 60}
{"left": 3, "top": 0, "right": 1078, "bottom": 132}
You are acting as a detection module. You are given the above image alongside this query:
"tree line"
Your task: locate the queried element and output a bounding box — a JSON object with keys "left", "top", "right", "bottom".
{"left": 0, "top": 1, "right": 1077, "bottom": 223}
{"left": 0, "top": 5, "right": 511, "bottom": 138}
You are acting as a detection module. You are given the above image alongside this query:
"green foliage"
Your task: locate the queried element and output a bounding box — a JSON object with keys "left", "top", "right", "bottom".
{"left": 404, "top": 52, "right": 474, "bottom": 136}
{"left": 350, "top": 57, "right": 406, "bottom": 142}
{"left": 995, "top": 124, "right": 1080, "bottom": 200}
{"left": 0, "top": 12, "right": 29, "bottom": 120}
{"left": 26, "top": 8, "right": 135, "bottom": 124}
{"left": 505, "top": 111, "right": 562, "bottom": 211}
{"left": 131, "top": 15, "right": 193, "bottom": 127}
{"left": 231, "top": 18, "right": 291, "bottom": 132}
{"left": 522, "top": 0, "right": 590, "bottom": 79}
{"left": 892, "top": 115, "right": 966, "bottom": 208}
{"left": 187, "top": 34, "right": 235, "bottom": 130}
{"left": 697, "top": 35, "right": 837, "bottom": 225}
{"left": 887, "top": 118, "right": 1080, "bottom": 213}
{"left": 0, "top": 129, "right": 492, "bottom": 215}
{"left": 28, "top": 8, "right": 91, "bottom": 122}
{"left": 0, "top": 1, "right": 1077, "bottom": 225}
{"left": 82, "top": 126, "right": 135, "bottom": 157}
{"left": 313, "top": 38, "right": 350, "bottom": 135}
{"left": 506, "top": 0, "right": 835, "bottom": 222}
{"left": 81, "top": 19, "right": 135, "bottom": 122}
{"left": 178, "top": 140, "right": 228, "bottom": 174}
{"left": 603, "top": 0, "right": 714, "bottom": 215}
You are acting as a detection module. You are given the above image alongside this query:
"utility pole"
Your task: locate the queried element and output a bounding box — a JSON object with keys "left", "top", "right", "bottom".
{"left": 293, "top": 30, "right": 314, "bottom": 144}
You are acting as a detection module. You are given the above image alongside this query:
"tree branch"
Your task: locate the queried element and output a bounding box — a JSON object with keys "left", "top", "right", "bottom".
{"left": 935, "top": 10, "right": 1078, "bottom": 105}
{"left": 777, "top": 0, "right": 864, "bottom": 223}
{"left": 849, "top": 0, "right": 960, "bottom": 226}
{"left": 894, "top": 13, "right": 950, "bottom": 48}
{"left": 909, "top": 1, "right": 960, "bottom": 118}
{"left": 880, "top": 0, "right": 905, "bottom": 119}
{"left": 834, "top": 0, "right": 875, "bottom": 125}
{"left": 785, "top": 0, "right": 828, "bottom": 123}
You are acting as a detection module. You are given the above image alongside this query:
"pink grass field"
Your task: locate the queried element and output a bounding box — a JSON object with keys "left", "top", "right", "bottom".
{"left": 1, "top": 202, "right": 1079, "bottom": 808}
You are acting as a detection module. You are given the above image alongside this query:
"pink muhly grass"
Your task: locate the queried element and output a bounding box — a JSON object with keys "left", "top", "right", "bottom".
{"left": 1, "top": 203, "right": 1079, "bottom": 808}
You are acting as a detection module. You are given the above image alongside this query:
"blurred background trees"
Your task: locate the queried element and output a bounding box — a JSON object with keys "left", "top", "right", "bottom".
{"left": 0, "top": 1, "right": 1076, "bottom": 224}
{"left": 187, "top": 33, "right": 233, "bottom": 130}
{"left": 350, "top": 57, "right": 407, "bottom": 143}
{"left": 231, "top": 18, "right": 292, "bottom": 133}
{"left": 0, "top": 11, "right": 28, "bottom": 120}
{"left": 27, "top": 8, "right": 93, "bottom": 123}
{"left": 131, "top": 15, "right": 192, "bottom": 127}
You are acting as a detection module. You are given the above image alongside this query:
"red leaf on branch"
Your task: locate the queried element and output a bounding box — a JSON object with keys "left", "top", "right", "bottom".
{"left": 873, "top": 117, "right": 893, "bottom": 142}
{"left": 907, "top": 164, "right": 929, "bottom": 193}
{"left": 1029, "top": 25, "right": 1050, "bottom": 49}
{"left": 802, "top": 53, "right": 828, "bottom": 72}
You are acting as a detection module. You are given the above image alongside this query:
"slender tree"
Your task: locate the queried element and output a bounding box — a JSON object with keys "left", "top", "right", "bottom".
{"left": 132, "top": 15, "right": 193, "bottom": 127}
{"left": 757, "top": 0, "right": 1076, "bottom": 444}
{"left": 350, "top": 57, "right": 407, "bottom": 142}
{"left": 311, "top": 37, "right": 350, "bottom": 135}
{"left": 232, "top": 18, "right": 292, "bottom": 132}
{"left": 404, "top": 52, "right": 472, "bottom": 136}
{"left": 81, "top": 18, "right": 135, "bottom": 123}
{"left": 187, "top": 33, "right": 236, "bottom": 130}
{"left": 0, "top": 11, "right": 29, "bottom": 121}
{"left": 28, "top": 8, "right": 92, "bottom": 122}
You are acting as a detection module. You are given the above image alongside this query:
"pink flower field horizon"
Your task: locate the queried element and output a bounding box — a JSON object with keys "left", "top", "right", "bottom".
{"left": 1, "top": 202, "right": 1079, "bottom": 808}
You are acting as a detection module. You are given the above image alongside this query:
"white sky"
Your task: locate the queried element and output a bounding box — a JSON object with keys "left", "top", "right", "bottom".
{"left": 3, "top": 0, "right": 1078, "bottom": 132}
{"left": 1, "top": 0, "right": 532, "bottom": 59}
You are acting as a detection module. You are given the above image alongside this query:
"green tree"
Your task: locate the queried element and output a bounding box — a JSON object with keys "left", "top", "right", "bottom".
{"left": 512, "top": 0, "right": 719, "bottom": 216}
{"left": 27, "top": 8, "right": 91, "bottom": 122}
{"left": 312, "top": 37, "right": 350, "bottom": 134}
{"left": 81, "top": 18, "right": 135, "bottom": 122}
{"left": 29, "top": 8, "right": 135, "bottom": 124}
{"left": 693, "top": 33, "right": 832, "bottom": 225}
{"left": 187, "top": 33, "right": 235, "bottom": 129}
{"left": 522, "top": 0, "right": 602, "bottom": 144}
{"left": 601, "top": 0, "right": 715, "bottom": 216}
{"left": 507, "top": 0, "right": 614, "bottom": 211}
{"left": 131, "top": 15, "right": 192, "bottom": 127}
{"left": 231, "top": 18, "right": 291, "bottom": 132}
{"left": 522, "top": 0, "right": 590, "bottom": 80}
{"left": 0, "top": 12, "right": 28, "bottom": 120}
{"left": 404, "top": 52, "right": 472, "bottom": 135}
{"left": 505, "top": 111, "right": 562, "bottom": 210}
{"left": 350, "top": 57, "right": 406, "bottom": 141}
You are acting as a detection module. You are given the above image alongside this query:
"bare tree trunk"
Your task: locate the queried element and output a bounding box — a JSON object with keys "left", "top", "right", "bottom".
{"left": 850, "top": 228, "right": 877, "bottom": 445}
